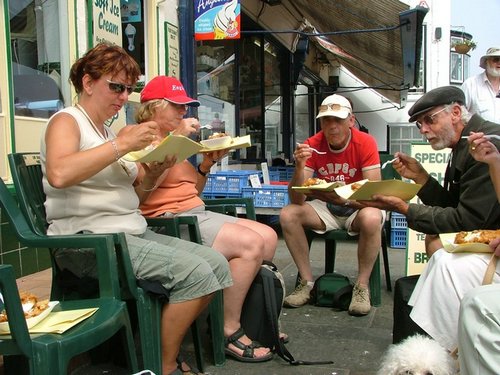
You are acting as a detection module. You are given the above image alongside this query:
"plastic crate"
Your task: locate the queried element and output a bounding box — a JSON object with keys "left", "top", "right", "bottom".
{"left": 390, "top": 228, "right": 407, "bottom": 248}
{"left": 203, "top": 170, "right": 262, "bottom": 198}
{"left": 391, "top": 212, "right": 407, "bottom": 229}
{"left": 242, "top": 185, "right": 290, "bottom": 208}
{"left": 268, "top": 166, "right": 294, "bottom": 181}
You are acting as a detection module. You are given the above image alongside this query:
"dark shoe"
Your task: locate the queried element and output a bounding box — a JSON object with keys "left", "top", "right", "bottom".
{"left": 176, "top": 355, "right": 203, "bottom": 375}
{"left": 224, "top": 327, "right": 274, "bottom": 363}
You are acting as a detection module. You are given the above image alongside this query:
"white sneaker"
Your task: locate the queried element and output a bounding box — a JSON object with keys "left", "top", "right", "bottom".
{"left": 348, "top": 282, "right": 371, "bottom": 316}
{"left": 283, "top": 279, "right": 312, "bottom": 308}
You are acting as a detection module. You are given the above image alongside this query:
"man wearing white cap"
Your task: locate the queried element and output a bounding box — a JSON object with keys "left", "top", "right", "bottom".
{"left": 461, "top": 47, "right": 500, "bottom": 123}
{"left": 280, "top": 94, "right": 384, "bottom": 316}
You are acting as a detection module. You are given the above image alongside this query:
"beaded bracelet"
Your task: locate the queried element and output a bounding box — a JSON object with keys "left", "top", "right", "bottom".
{"left": 110, "top": 139, "right": 120, "bottom": 161}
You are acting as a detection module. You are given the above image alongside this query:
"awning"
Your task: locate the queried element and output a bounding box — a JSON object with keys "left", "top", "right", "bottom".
{"left": 243, "top": 0, "right": 426, "bottom": 106}
{"left": 292, "top": 0, "right": 411, "bottom": 104}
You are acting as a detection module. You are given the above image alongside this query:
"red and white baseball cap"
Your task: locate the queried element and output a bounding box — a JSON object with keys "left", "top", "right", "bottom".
{"left": 140, "top": 76, "right": 200, "bottom": 106}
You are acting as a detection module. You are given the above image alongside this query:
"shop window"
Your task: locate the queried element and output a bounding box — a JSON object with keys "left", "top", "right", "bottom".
{"left": 294, "top": 84, "right": 311, "bottom": 145}
{"left": 9, "top": 0, "right": 64, "bottom": 119}
{"left": 388, "top": 124, "right": 425, "bottom": 155}
{"left": 196, "top": 40, "right": 237, "bottom": 158}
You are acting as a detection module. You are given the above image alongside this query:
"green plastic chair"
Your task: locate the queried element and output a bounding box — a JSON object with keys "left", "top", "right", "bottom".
{"left": 0, "top": 179, "right": 138, "bottom": 375}
{"left": 145, "top": 197, "right": 258, "bottom": 368}
{"left": 8, "top": 153, "right": 224, "bottom": 372}
{"left": 298, "top": 153, "right": 399, "bottom": 307}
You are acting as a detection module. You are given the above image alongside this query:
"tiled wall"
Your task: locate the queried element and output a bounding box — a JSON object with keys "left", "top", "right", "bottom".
{"left": 0, "top": 187, "right": 51, "bottom": 278}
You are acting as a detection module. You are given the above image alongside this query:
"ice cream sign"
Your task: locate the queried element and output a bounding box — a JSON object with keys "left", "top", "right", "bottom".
{"left": 195, "top": 0, "right": 241, "bottom": 40}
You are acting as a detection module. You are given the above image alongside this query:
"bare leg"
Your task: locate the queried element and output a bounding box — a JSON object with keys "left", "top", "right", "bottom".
{"left": 161, "top": 294, "right": 213, "bottom": 375}
{"left": 279, "top": 203, "right": 325, "bottom": 282}
{"left": 212, "top": 223, "right": 270, "bottom": 358}
{"left": 235, "top": 218, "right": 278, "bottom": 261}
{"left": 351, "top": 207, "right": 383, "bottom": 287}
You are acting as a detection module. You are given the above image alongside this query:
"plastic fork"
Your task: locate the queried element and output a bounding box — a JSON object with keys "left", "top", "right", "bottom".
{"left": 461, "top": 134, "right": 500, "bottom": 141}
{"left": 296, "top": 142, "right": 327, "bottom": 155}
{"left": 381, "top": 157, "right": 398, "bottom": 169}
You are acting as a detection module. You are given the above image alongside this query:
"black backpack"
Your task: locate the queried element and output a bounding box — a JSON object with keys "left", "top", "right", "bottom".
{"left": 241, "top": 261, "right": 333, "bottom": 366}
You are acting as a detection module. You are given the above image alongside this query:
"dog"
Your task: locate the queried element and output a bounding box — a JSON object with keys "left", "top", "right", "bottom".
{"left": 377, "top": 334, "right": 457, "bottom": 375}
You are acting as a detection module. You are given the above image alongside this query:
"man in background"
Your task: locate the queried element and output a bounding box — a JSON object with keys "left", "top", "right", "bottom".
{"left": 461, "top": 47, "right": 500, "bottom": 123}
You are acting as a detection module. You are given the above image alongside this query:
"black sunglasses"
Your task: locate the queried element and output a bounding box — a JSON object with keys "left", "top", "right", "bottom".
{"left": 106, "top": 79, "right": 136, "bottom": 95}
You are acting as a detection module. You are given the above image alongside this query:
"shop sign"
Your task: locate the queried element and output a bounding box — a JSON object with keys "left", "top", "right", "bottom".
{"left": 165, "top": 22, "right": 180, "bottom": 78}
{"left": 406, "top": 143, "right": 450, "bottom": 276}
{"left": 93, "top": 0, "right": 123, "bottom": 46}
{"left": 195, "top": 0, "right": 240, "bottom": 40}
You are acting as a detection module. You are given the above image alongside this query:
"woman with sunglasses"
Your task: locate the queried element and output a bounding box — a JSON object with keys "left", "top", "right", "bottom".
{"left": 461, "top": 46, "right": 500, "bottom": 123}
{"left": 41, "top": 43, "right": 232, "bottom": 375}
{"left": 136, "top": 76, "right": 278, "bottom": 363}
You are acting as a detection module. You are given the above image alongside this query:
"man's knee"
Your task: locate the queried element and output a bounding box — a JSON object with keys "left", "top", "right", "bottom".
{"left": 280, "top": 204, "right": 304, "bottom": 225}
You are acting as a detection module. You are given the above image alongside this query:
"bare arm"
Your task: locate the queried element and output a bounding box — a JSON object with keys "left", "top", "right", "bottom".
{"left": 45, "top": 112, "right": 159, "bottom": 188}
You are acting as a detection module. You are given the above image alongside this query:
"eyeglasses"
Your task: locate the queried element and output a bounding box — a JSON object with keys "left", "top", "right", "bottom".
{"left": 166, "top": 101, "right": 188, "bottom": 111}
{"left": 318, "top": 103, "right": 351, "bottom": 114}
{"left": 489, "top": 57, "right": 500, "bottom": 63}
{"left": 106, "top": 79, "right": 136, "bottom": 95}
{"left": 415, "top": 106, "right": 449, "bottom": 129}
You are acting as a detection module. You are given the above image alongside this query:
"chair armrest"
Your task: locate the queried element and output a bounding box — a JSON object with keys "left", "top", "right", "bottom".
{"left": 203, "top": 197, "right": 256, "bottom": 220}
{"left": 146, "top": 216, "right": 202, "bottom": 244}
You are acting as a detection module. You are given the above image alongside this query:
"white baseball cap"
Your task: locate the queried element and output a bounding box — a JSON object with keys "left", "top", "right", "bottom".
{"left": 316, "top": 94, "right": 352, "bottom": 119}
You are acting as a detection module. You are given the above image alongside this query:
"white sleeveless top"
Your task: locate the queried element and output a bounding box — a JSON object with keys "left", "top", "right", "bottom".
{"left": 41, "top": 107, "right": 147, "bottom": 235}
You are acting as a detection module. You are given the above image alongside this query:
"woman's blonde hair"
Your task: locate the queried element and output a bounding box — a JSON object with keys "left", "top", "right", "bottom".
{"left": 135, "top": 99, "right": 169, "bottom": 123}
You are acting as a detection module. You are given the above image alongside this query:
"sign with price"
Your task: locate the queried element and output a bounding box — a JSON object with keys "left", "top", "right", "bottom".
{"left": 93, "top": 0, "right": 122, "bottom": 46}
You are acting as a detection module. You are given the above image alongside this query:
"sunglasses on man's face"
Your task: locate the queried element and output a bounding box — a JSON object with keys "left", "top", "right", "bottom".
{"left": 489, "top": 57, "right": 500, "bottom": 63}
{"left": 106, "top": 79, "right": 136, "bottom": 95}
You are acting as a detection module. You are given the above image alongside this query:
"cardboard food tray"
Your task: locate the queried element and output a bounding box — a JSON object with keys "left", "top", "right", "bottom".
{"left": 122, "top": 135, "right": 203, "bottom": 163}
{"left": 199, "top": 135, "right": 251, "bottom": 152}
{"left": 341, "top": 179, "right": 422, "bottom": 201}
{"left": 440, "top": 232, "right": 493, "bottom": 253}
{"left": 0, "top": 301, "right": 59, "bottom": 334}
{"left": 292, "top": 181, "right": 345, "bottom": 193}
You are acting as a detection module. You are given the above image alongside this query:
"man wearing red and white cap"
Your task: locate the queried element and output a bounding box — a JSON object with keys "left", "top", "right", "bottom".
{"left": 461, "top": 47, "right": 500, "bottom": 123}
{"left": 280, "top": 94, "right": 384, "bottom": 316}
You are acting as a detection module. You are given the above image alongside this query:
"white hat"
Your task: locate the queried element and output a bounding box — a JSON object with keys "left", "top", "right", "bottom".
{"left": 316, "top": 94, "right": 352, "bottom": 119}
{"left": 480, "top": 47, "right": 500, "bottom": 69}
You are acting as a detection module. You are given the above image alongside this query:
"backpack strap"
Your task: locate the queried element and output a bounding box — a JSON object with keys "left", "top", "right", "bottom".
{"left": 261, "top": 267, "right": 333, "bottom": 366}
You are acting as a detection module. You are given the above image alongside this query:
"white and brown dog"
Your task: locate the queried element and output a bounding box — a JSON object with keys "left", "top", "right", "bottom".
{"left": 378, "top": 335, "right": 457, "bottom": 375}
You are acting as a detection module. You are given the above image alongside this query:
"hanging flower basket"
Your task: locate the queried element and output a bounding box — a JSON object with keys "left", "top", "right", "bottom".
{"left": 454, "top": 44, "right": 471, "bottom": 54}
{"left": 451, "top": 40, "right": 476, "bottom": 55}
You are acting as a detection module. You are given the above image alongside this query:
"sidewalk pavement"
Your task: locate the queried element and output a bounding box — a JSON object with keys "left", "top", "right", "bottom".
{"left": 6, "top": 232, "right": 407, "bottom": 375}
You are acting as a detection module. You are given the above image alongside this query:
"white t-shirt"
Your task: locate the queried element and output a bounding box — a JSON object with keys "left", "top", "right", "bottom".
{"left": 41, "top": 107, "right": 147, "bottom": 235}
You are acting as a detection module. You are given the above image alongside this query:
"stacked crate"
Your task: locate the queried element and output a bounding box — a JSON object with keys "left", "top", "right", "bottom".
{"left": 390, "top": 212, "right": 408, "bottom": 248}
{"left": 202, "top": 170, "right": 262, "bottom": 198}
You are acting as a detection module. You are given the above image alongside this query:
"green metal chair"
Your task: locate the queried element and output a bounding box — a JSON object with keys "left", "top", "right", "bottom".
{"left": 7, "top": 153, "right": 223, "bottom": 373}
{"left": 0, "top": 179, "right": 138, "bottom": 375}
